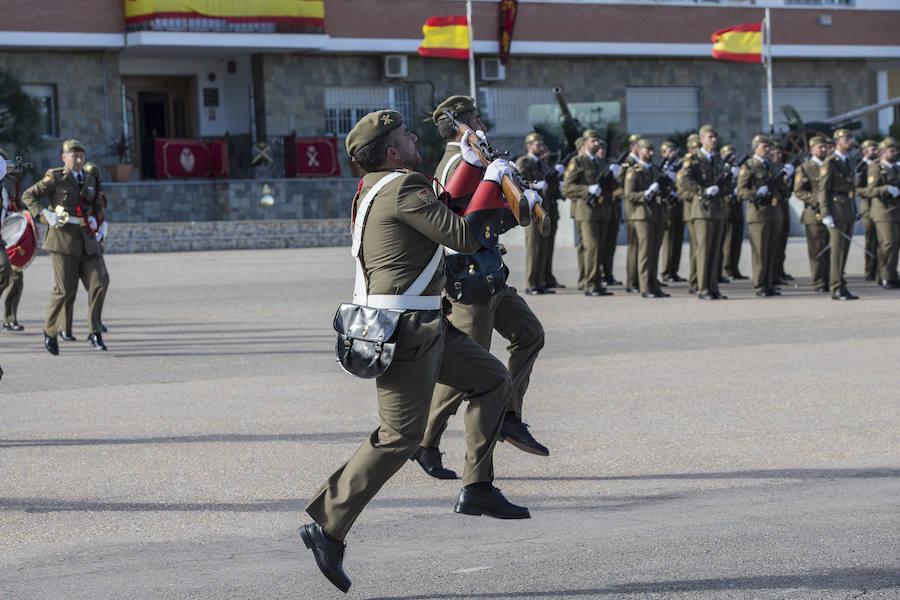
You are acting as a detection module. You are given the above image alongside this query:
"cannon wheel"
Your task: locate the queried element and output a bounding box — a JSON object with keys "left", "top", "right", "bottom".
{"left": 781, "top": 127, "right": 831, "bottom": 161}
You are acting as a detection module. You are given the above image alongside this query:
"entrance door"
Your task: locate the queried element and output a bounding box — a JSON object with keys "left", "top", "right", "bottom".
{"left": 122, "top": 76, "right": 195, "bottom": 178}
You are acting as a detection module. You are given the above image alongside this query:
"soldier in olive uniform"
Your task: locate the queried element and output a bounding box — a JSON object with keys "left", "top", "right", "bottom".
{"left": 300, "top": 110, "right": 530, "bottom": 594}
{"left": 516, "top": 132, "right": 555, "bottom": 294}
{"left": 768, "top": 144, "right": 796, "bottom": 284}
{"left": 857, "top": 139, "right": 880, "bottom": 281}
{"left": 817, "top": 129, "right": 860, "bottom": 300}
{"left": 660, "top": 141, "right": 686, "bottom": 283}
{"left": 538, "top": 147, "right": 565, "bottom": 289}
{"left": 619, "top": 134, "right": 641, "bottom": 293}
{"left": 22, "top": 139, "right": 108, "bottom": 353}
{"left": 719, "top": 144, "right": 747, "bottom": 281}
{"left": 864, "top": 137, "right": 900, "bottom": 288}
{"left": 413, "top": 96, "right": 548, "bottom": 483}
{"left": 793, "top": 136, "right": 831, "bottom": 292}
{"left": 0, "top": 148, "right": 24, "bottom": 331}
{"left": 677, "top": 125, "right": 727, "bottom": 299}
{"left": 563, "top": 129, "right": 614, "bottom": 296}
{"left": 623, "top": 139, "right": 669, "bottom": 297}
{"left": 737, "top": 135, "right": 788, "bottom": 296}
{"left": 683, "top": 134, "right": 701, "bottom": 292}
{"left": 596, "top": 140, "right": 622, "bottom": 287}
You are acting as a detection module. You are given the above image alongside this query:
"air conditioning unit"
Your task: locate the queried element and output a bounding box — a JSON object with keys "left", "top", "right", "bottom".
{"left": 480, "top": 58, "right": 506, "bottom": 81}
{"left": 383, "top": 55, "right": 408, "bottom": 79}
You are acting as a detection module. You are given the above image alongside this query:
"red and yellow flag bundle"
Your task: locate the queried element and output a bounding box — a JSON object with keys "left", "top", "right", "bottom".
{"left": 711, "top": 22, "right": 763, "bottom": 63}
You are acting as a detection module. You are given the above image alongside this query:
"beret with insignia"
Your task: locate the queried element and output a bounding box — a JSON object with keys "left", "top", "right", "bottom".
{"left": 751, "top": 134, "right": 771, "bottom": 148}
{"left": 432, "top": 95, "right": 476, "bottom": 124}
{"left": 345, "top": 110, "right": 403, "bottom": 158}
{"left": 878, "top": 136, "right": 898, "bottom": 150}
{"left": 661, "top": 141, "right": 677, "bottom": 151}
{"left": 808, "top": 136, "right": 828, "bottom": 147}
{"left": 636, "top": 138, "right": 653, "bottom": 149}
{"left": 62, "top": 139, "right": 85, "bottom": 153}
{"left": 861, "top": 139, "right": 878, "bottom": 150}
{"left": 832, "top": 128, "right": 852, "bottom": 140}
{"left": 698, "top": 124, "right": 717, "bottom": 136}
{"left": 582, "top": 129, "right": 601, "bottom": 140}
{"left": 720, "top": 144, "right": 735, "bottom": 154}
{"left": 525, "top": 132, "right": 544, "bottom": 144}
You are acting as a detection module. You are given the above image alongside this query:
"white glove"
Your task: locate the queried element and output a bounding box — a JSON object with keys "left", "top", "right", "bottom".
{"left": 822, "top": 215, "right": 835, "bottom": 228}
{"left": 459, "top": 130, "right": 486, "bottom": 166}
{"left": 888, "top": 185, "right": 900, "bottom": 198}
{"left": 587, "top": 184, "right": 601, "bottom": 196}
{"left": 483, "top": 158, "right": 510, "bottom": 185}
{"left": 96, "top": 220, "right": 108, "bottom": 242}
{"left": 610, "top": 163, "right": 621, "bottom": 178}
{"left": 782, "top": 164, "right": 795, "bottom": 178}
{"left": 41, "top": 208, "right": 58, "bottom": 228}
{"left": 533, "top": 180, "right": 548, "bottom": 191}
{"left": 732, "top": 166, "right": 741, "bottom": 178}
{"left": 523, "top": 188, "right": 542, "bottom": 209}
{"left": 756, "top": 185, "right": 769, "bottom": 197}
{"left": 87, "top": 215, "right": 98, "bottom": 230}
{"left": 555, "top": 163, "right": 565, "bottom": 176}
{"left": 667, "top": 170, "right": 677, "bottom": 182}
{"left": 704, "top": 185, "right": 719, "bottom": 196}
{"left": 644, "top": 182, "right": 660, "bottom": 198}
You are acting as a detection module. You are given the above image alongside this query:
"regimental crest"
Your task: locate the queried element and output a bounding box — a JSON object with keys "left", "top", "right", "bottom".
{"left": 380, "top": 114, "right": 393, "bottom": 125}
{"left": 821, "top": 167, "right": 828, "bottom": 177}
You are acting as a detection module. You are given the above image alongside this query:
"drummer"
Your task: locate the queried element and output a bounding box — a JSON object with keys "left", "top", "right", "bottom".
{"left": 21, "top": 139, "right": 109, "bottom": 354}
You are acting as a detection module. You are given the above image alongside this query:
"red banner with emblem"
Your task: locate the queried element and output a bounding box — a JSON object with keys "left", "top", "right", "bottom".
{"left": 284, "top": 136, "right": 340, "bottom": 177}
{"left": 499, "top": 0, "right": 517, "bottom": 65}
{"left": 154, "top": 137, "right": 229, "bottom": 179}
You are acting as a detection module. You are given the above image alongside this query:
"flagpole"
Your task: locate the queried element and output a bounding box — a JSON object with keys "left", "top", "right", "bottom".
{"left": 467, "top": 0, "right": 476, "bottom": 99}
{"left": 765, "top": 7, "right": 774, "bottom": 134}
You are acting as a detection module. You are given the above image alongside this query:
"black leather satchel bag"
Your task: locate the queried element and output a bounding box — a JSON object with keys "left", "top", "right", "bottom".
{"left": 333, "top": 303, "right": 402, "bottom": 378}
{"left": 444, "top": 249, "right": 506, "bottom": 304}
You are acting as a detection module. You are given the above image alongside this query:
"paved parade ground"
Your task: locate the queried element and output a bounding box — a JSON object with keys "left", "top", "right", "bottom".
{"left": 1, "top": 240, "right": 898, "bottom": 599}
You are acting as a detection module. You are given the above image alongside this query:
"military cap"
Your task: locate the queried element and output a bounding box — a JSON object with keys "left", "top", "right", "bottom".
{"left": 62, "top": 139, "right": 85, "bottom": 153}
{"left": 636, "top": 138, "right": 653, "bottom": 149}
{"left": 878, "top": 136, "right": 898, "bottom": 150}
{"left": 525, "top": 132, "right": 544, "bottom": 144}
{"left": 751, "top": 134, "right": 771, "bottom": 148}
{"left": 860, "top": 139, "right": 878, "bottom": 150}
{"left": 660, "top": 141, "right": 677, "bottom": 151}
{"left": 686, "top": 137, "right": 700, "bottom": 149}
{"left": 345, "top": 110, "right": 403, "bottom": 157}
{"left": 574, "top": 136, "right": 584, "bottom": 148}
{"left": 432, "top": 95, "right": 476, "bottom": 124}
{"left": 808, "top": 136, "right": 828, "bottom": 147}
{"left": 84, "top": 162, "right": 101, "bottom": 179}
{"left": 628, "top": 133, "right": 642, "bottom": 145}
{"left": 698, "top": 124, "right": 717, "bottom": 136}
{"left": 832, "top": 128, "right": 853, "bottom": 140}
{"left": 582, "top": 129, "right": 601, "bottom": 140}
{"left": 720, "top": 144, "right": 735, "bottom": 154}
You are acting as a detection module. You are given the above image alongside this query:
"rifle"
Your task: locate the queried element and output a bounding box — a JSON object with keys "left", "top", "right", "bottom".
{"left": 751, "top": 156, "right": 802, "bottom": 208}
{"left": 442, "top": 108, "right": 550, "bottom": 236}
{"left": 586, "top": 148, "right": 629, "bottom": 208}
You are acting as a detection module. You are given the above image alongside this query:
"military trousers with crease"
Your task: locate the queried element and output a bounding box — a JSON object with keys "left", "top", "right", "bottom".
{"left": 874, "top": 220, "right": 899, "bottom": 282}
{"left": 422, "top": 285, "right": 544, "bottom": 450}
{"left": 828, "top": 220, "right": 854, "bottom": 294}
{"left": 693, "top": 218, "right": 724, "bottom": 296}
{"left": 634, "top": 220, "right": 663, "bottom": 294}
{"left": 721, "top": 201, "right": 744, "bottom": 277}
{"left": 661, "top": 207, "right": 684, "bottom": 279}
{"left": 686, "top": 219, "right": 698, "bottom": 290}
{"left": 748, "top": 221, "right": 777, "bottom": 293}
{"left": 625, "top": 221, "right": 638, "bottom": 288}
{"left": 804, "top": 223, "right": 830, "bottom": 289}
{"left": 44, "top": 251, "right": 105, "bottom": 337}
{"left": 306, "top": 317, "right": 511, "bottom": 541}
{"left": 863, "top": 215, "right": 878, "bottom": 279}
{"left": 525, "top": 216, "right": 551, "bottom": 289}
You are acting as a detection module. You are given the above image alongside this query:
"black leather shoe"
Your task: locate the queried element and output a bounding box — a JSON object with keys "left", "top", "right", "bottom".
{"left": 88, "top": 333, "right": 108, "bottom": 351}
{"left": 299, "top": 523, "right": 351, "bottom": 593}
{"left": 454, "top": 485, "right": 530, "bottom": 519}
{"left": 718, "top": 275, "right": 732, "bottom": 283}
{"left": 584, "top": 289, "right": 612, "bottom": 297}
{"left": 755, "top": 290, "right": 767, "bottom": 297}
{"left": 3, "top": 322, "right": 23, "bottom": 331}
{"left": 525, "top": 288, "right": 546, "bottom": 295}
{"left": 688, "top": 288, "right": 698, "bottom": 294}
{"left": 832, "top": 290, "right": 859, "bottom": 301}
{"left": 100, "top": 323, "right": 108, "bottom": 333}
{"left": 732, "top": 273, "right": 749, "bottom": 280}
{"left": 59, "top": 330, "right": 76, "bottom": 342}
{"left": 658, "top": 280, "right": 668, "bottom": 287}
{"left": 641, "top": 292, "right": 659, "bottom": 298}
{"left": 626, "top": 286, "right": 640, "bottom": 293}
{"left": 663, "top": 274, "right": 686, "bottom": 283}
{"left": 713, "top": 292, "right": 728, "bottom": 299}
{"left": 409, "top": 446, "right": 458, "bottom": 479}
{"left": 655, "top": 291, "right": 671, "bottom": 298}
{"left": 813, "top": 285, "right": 829, "bottom": 293}
{"left": 865, "top": 273, "right": 876, "bottom": 281}
{"left": 768, "top": 288, "right": 781, "bottom": 296}
{"left": 605, "top": 278, "right": 622, "bottom": 286}
{"left": 880, "top": 280, "right": 900, "bottom": 289}
{"left": 499, "top": 420, "right": 549, "bottom": 456}
{"left": 547, "top": 281, "right": 566, "bottom": 289}
{"left": 780, "top": 273, "right": 794, "bottom": 281}
{"left": 44, "top": 332, "right": 59, "bottom": 355}
{"left": 698, "top": 293, "right": 716, "bottom": 300}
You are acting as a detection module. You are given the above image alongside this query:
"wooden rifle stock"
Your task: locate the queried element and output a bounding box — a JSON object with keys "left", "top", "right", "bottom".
{"left": 444, "top": 109, "right": 550, "bottom": 236}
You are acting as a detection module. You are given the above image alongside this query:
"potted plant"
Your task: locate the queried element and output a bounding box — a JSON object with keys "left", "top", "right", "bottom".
{"left": 106, "top": 132, "right": 133, "bottom": 182}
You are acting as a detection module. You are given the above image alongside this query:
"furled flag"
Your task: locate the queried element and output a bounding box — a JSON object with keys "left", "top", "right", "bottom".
{"left": 711, "top": 22, "right": 762, "bottom": 63}
{"left": 418, "top": 16, "right": 470, "bottom": 59}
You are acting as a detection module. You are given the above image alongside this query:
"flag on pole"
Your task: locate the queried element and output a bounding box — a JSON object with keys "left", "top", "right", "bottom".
{"left": 418, "top": 16, "right": 470, "bottom": 59}
{"left": 711, "top": 22, "right": 763, "bottom": 63}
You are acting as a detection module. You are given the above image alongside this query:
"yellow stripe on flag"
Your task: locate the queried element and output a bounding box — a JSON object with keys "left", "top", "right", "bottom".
{"left": 711, "top": 22, "right": 762, "bottom": 63}
{"left": 125, "top": 0, "right": 324, "bottom": 20}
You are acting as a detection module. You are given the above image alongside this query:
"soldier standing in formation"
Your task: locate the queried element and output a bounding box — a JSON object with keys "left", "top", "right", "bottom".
{"left": 620, "top": 134, "right": 641, "bottom": 293}
{"left": 300, "top": 109, "right": 530, "bottom": 593}
{"left": 793, "top": 135, "right": 831, "bottom": 293}
{"left": 517, "top": 132, "right": 557, "bottom": 295}
{"left": 538, "top": 147, "right": 565, "bottom": 289}
{"left": 623, "top": 138, "right": 669, "bottom": 297}
{"left": 768, "top": 144, "right": 795, "bottom": 285}
{"left": 737, "top": 135, "right": 788, "bottom": 296}
{"left": 719, "top": 144, "right": 747, "bottom": 282}
{"left": 22, "top": 139, "right": 108, "bottom": 353}
{"left": 864, "top": 137, "right": 900, "bottom": 288}
{"left": 659, "top": 140, "right": 686, "bottom": 283}
{"left": 678, "top": 125, "right": 726, "bottom": 300}
{"left": 0, "top": 148, "right": 24, "bottom": 332}
{"left": 857, "top": 139, "right": 880, "bottom": 281}
{"left": 597, "top": 140, "right": 622, "bottom": 287}
{"left": 411, "top": 96, "right": 548, "bottom": 485}
{"left": 684, "top": 134, "right": 701, "bottom": 293}
{"left": 817, "top": 128, "right": 859, "bottom": 301}
{"left": 563, "top": 129, "right": 614, "bottom": 297}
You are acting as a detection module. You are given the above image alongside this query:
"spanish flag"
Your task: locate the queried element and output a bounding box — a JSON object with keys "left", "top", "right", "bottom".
{"left": 418, "top": 16, "right": 470, "bottom": 60}
{"left": 711, "top": 22, "right": 762, "bottom": 63}
{"left": 124, "top": 0, "right": 324, "bottom": 27}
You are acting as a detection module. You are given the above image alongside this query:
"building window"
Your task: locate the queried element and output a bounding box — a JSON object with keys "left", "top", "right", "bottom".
{"left": 760, "top": 87, "right": 830, "bottom": 133}
{"left": 477, "top": 87, "right": 555, "bottom": 136}
{"left": 324, "top": 86, "right": 412, "bottom": 135}
{"left": 785, "top": 1, "right": 854, "bottom": 6}
{"left": 626, "top": 87, "right": 700, "bottom": 136}
{"left": 21, "top": 84, "right": 58, "bottom": 137}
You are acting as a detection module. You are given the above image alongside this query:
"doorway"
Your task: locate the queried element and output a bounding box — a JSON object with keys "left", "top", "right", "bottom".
{"left": 122, "top": 76, "right": 195, "bottom": 178}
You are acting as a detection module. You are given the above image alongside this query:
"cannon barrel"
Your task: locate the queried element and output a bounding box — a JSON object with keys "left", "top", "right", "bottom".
{"left": 822, "top": 96, "right": 900, "bottom": 126}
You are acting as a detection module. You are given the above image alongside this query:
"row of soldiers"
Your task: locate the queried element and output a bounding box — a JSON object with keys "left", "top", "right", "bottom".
{"left": 520, "top": 126, "right": 900, "bottom": 300}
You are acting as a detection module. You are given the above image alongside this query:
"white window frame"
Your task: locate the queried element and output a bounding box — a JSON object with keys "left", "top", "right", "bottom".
{"left": 324, "top": 86, "right": 412, "bottom": 136}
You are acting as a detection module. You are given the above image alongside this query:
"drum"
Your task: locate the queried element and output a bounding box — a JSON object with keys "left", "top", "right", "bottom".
{"left": 2, "top": 212, "right": 39, "bottom": 270}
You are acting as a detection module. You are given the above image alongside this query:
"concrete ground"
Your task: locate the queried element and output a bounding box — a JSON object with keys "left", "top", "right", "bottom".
{"left": 0, "top": 238, "right": 898, "bottom": 600}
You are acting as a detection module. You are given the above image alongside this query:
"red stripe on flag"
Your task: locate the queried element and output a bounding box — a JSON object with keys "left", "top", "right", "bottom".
{"left": 424, "top": 15, "right": 468, "bottom": 28}
{"left": 711, "top": 50, "right": 762, "bottom": 63}
{"left": 710, "top": 21, "right": 761, "bottom": 42}
{"left": 418, "top": 47, "right": 470, "bottom": 60}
